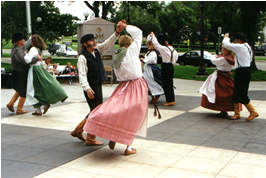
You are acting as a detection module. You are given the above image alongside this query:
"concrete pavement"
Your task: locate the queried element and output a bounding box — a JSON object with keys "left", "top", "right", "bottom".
{"left": 2, "top": 79, "right": 266, "bottom": 178}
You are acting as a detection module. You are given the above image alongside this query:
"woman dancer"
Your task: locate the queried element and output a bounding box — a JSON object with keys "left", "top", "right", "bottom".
{"left": 83, "top": 21, "right": 148, "bottom": 155}
{"left": 200, "top": 47, "right": 239, "bottom": 117}
{"left": 25, "top": 35, "right": 68, "bottom": 116}
{"left": 143, "top": 41, "right": 164, "bottom": 104}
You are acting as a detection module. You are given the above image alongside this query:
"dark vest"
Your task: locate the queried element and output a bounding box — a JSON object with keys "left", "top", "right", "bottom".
{"left": 81, "top": 49, "right": 106, "bottom": 86}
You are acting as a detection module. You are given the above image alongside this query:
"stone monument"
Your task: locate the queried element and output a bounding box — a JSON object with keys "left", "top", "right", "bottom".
{"left": 77, "top": 18, "right": 115, "bottom": 65}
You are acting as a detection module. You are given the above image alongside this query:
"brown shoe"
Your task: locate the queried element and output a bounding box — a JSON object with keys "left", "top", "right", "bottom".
{"left": 16, "top": 97, "right": 27, "bottom": 115}
{"left": 70, "top": 130, "right": 85, "bottom": 142}
{"left": 85, "top": 134, "right": 104, "bottom": 146}
{"left": 163, "top": 102, "right": 176, "bottom": 106}
{"left": 16, "top": 110, "right": 28, "bottom": 115}
{"left": 7, "top": 104, "right": 15, "bottom": 112}
{"left": 7, "top": 92, "right": 19, "bottom": 112}
{"left": 245, "top": 103, "right": 259, "bottom": 121}
{"left": 108, "top": 141, "right": 116, "bottom": 150}
{"left": 230, "top": 103, "right": 241, "bottom": 120}
{"left": 43, "top": 104, "right": 50, "bottom": 115}
{"left": 70, "top": 117, "right": 87, "bottom": 142}
{"left": 125, "top": 148, "right": 136, "bottom": 156}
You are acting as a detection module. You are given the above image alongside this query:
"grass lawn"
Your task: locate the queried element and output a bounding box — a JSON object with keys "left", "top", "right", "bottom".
{"left": 255, "top": 56, "right": 266, "bottom": 61}
{"left": 2, "top": 62, "right": 266, "bottom": 81}
{"left": 173, "top": 65, "right": 266, "bottom": 81}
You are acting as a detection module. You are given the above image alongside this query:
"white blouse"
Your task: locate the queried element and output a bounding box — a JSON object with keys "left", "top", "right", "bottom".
{"left": 114, "top": 25, "right": 143, "bottom": 81}
{"left": 144, "top": 51, "right": 157, "bottom": 64}
{"left": 24, "top": 47, "right": 42, "bottom": 66}
{"left": 211, "top": 56, "right": 232, "bottom": 72}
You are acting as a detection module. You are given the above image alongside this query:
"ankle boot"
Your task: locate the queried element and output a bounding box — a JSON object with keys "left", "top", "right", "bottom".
{"left": 85, "top": 133, "right": 104, "bottom": 146}
{"left": 7, "top": 92, "right": 19, "bottom": 112}
{"left": 16, "top": 97, "right": 28, "bottom": 115}
{"left": 231, "top": 103, "right": 241, "bottom": 120}
{"left": 70, "top": 117, "right": 87, "bottom": 141}
{"left": 244, "top": 102, "right": 259, "bottom": 121}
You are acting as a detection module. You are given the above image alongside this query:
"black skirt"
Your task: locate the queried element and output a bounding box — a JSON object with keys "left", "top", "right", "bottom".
{"left": 12, "top": 70, "right": 28, "bottom": 97}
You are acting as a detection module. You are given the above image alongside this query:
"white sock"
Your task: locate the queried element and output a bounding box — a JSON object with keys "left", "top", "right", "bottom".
{"left": 127, "top": 145, "right": 133, "bottom": 151}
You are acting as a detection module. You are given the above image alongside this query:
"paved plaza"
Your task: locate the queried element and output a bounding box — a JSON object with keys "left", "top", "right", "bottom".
{"left": 2, "top": 79, "right": 266, "bottom": 178}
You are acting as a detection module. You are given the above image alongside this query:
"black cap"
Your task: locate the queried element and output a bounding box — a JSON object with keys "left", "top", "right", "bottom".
{"left": 80, "top": 33, "right": 95, "bottom": 44}
{"left": 12, "top": 33, "right": 26, "bottom": 44}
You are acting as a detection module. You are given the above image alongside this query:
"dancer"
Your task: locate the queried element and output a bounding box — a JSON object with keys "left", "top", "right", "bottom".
{"left": 223, "top": 32, "right": 259, "bottom": 121}
{"left": 200, "top": 47, "right": 238, "bottom": 117}
{"left": 7, "top": 33, "right": 40, "bottom": 114}
{"left": 148, "top": 32, "right": 178, "bottom": 106}
{"left": 83, "top": 21, "right": 148, "bottom": 155}
{"left": 24, "top": 35, "right": 68, "bottom": 116}
{"left": 70, "top": 22, "right": 122, "bottom": 145}
{"left": 142, "top": 40, "right": 164, "bottom": 104}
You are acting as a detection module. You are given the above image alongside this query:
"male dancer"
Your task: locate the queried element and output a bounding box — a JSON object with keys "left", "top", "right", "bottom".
{"left": 71, "top": 22, "right": 123, "bottom": 145}
{"left": 223, "top": 32, "right": 259, "bottom": 121}
{"left": 148, "top": 32, "right": 178, "bottom": 106}
{"left": 7, "top": 33, "right": 39, "bottom": 114}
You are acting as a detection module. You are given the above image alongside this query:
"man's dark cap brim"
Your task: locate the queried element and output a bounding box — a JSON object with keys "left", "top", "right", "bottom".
{"left": 80, "top": 33, "right": 95, "bottom": 44}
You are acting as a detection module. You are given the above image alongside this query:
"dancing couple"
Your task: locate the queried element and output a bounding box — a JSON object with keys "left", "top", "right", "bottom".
{"left": 7, "top": 33, "right": 67, "bottom": 116}
{"left": 71, "top": 20, "right": 148, "bottom": 155}
{"left": 200, "top": 32, "right": 259, "bottom": 121}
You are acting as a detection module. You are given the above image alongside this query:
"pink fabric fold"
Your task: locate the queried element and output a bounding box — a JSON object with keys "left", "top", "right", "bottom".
{"left": 83, "top": 77, "right": 148, "bottom": 145}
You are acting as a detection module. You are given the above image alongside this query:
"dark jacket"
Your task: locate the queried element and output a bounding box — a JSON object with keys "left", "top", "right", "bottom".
{"left": 11, "top": 40, "right": 39, "bottom": 72}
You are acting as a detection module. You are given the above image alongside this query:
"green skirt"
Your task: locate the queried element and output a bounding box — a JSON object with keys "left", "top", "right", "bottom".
{"left": 32, "top": 65, "right": 68, "bottom": 108}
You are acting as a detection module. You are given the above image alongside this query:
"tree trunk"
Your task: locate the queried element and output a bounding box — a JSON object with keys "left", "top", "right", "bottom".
{"left": 101, "top": 2, "right": 113, "bottom": 19}
{"left": 84, "top": 1, "right": 100, "bottom": 18}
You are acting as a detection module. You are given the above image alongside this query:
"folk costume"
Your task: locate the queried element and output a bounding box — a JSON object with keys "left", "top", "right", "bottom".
{"left": 148, "top": 35, "right": 178, "bottom": 106}
{"left": 71, "top": 32, "right": 118, "bottom": 144}
{"left": 200, "top": 54, "right": 236, "bottom": 114}
{"left": 7, "top": 34, "right": 38, "bottom": 114}
{"left": 83, "top": 25, "right": 149, "bottom": 154}
{"left": 25, "top": 47, "right": 68, "bottom": 115}
{"left": 223, "top": 36, "right": 259, "bottom": 121}
{"left": 143, "top": 50, "right": 164, "bottom": 97}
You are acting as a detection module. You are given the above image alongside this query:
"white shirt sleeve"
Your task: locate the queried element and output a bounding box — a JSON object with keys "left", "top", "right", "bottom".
{"left": 222, "top": 37, "right": 242, "bottom": 55}
{"left": 150, "top": 35, "right": 168, "bottom": 55}
{"left": 77, "top": 55, "right": 90, "bottom": 91}
{"left": 97, "top": 33, "right": 118, "bottom": 55}
{"left": 24, "top": 47, "right": 38, "bottom": 64}
{"left": 144, "top": 51, "right": 157, "bottom": 64}
{"left": 126, "top": 25, "right": 143, "bottom": 52}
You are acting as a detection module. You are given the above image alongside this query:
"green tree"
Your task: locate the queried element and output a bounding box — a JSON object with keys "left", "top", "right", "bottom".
{"left": 1, "top": 1, "right": 79, "bottom": 44}
{"left": 110, "top": 2, "right": 162, "bottom": 37}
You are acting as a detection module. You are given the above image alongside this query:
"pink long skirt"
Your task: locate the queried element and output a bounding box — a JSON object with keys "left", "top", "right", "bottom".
{"left": 83, "top": 77, "right": 148, "bottom": 145}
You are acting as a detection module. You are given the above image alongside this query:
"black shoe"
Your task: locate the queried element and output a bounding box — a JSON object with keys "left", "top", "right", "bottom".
{"left": 217, "top": 111, "right": 228, "bottom": 118}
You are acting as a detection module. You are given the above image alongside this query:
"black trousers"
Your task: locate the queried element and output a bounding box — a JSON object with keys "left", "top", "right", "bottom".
{"left": 233, "top": 67, "right": 251, "bottom": 104}
{"left": 12, "top": 70, "right": 28, "bottom": 97}
{"left": 161, "top": 63, "right": 175, "bottom": 102}
{"left": 83, "top": 83, "right": 103, "bottom": 113}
